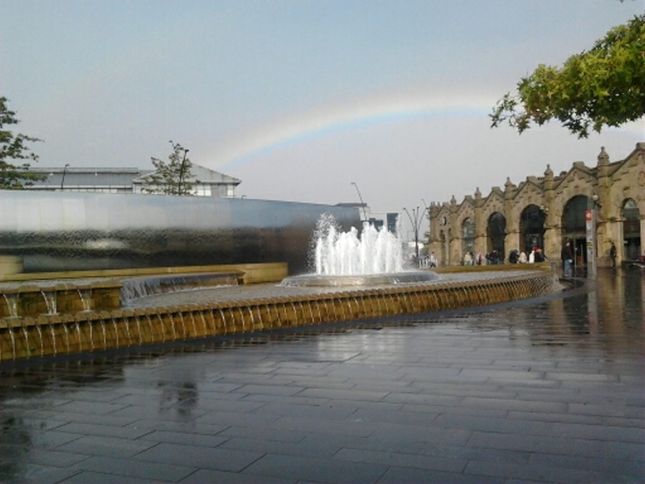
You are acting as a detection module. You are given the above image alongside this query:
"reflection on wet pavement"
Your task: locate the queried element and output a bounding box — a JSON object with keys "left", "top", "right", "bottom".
{"left": 1, "top": 269, "right": 643, "bottom": 483}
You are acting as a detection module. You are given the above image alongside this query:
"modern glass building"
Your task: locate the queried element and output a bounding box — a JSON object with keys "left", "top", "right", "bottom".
{"left": 24, "top": 163, "right": 241, "bottom": 198}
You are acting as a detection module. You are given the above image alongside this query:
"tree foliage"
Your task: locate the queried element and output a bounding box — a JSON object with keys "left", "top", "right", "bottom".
{"left": 143, "top": 141, "right": 194, "bottom": 195}
{"left": 0, "top": 96, "right": 43, "bottom": 189}
{"left": 490, "top": 14, "right": 645, "bottom": 138}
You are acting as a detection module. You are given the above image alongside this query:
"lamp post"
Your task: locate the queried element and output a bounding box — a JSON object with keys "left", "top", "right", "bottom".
{"left": 403, "top": 206, "right": 422, "bottom": 267}
{"left": 586, "top": 194, "right": 601, "bottom": 278}
{"left": 60, "top": 163, "right": 70, "bottom": 190}
{"left": 539, "top": 204, "right": 549, "bottom": 255}
{"left": 421, "top": 197, "right": 431, "bottom": 240}
{"left": 350, "top": 182, "right": 368, "bottom": 222}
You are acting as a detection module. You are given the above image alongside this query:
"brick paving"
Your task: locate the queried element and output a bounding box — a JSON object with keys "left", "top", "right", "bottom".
{"left": 0, "top": 269, "right": 643, "bottom": 483}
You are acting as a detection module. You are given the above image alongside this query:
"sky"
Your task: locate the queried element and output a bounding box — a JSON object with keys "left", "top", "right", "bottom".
{"left": 1, "top": 0, "right": 643, "bottom": 237}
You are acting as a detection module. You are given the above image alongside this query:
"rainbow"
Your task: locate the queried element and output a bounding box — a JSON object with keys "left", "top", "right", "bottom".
{"left": 212, "top": 93, "right": 494, "bottom": 169}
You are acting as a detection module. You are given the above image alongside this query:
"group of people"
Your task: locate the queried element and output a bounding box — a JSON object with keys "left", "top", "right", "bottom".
{"left": 460, "top": 247, "right": 546, "bottom": 266}
{"left": 508, "top": 246, "right": 545, "bottom": 264}
{"left": 430, "top": 240, "right": 621, "bottom": 275}
{"left": 419, "top": 252, "right": 439, "bottom": 268}
{"left": 462, "top": 251, "right": 485, "bottom": 265}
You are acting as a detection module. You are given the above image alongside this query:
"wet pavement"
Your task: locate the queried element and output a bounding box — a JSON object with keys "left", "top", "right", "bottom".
{"left": 0, "top": 269, "right": 643, "bottom": 483}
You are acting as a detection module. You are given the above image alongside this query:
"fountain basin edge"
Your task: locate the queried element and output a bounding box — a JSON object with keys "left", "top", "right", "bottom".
{"left": 280, "top": 271, "right": 439, "bottom": 287}
{"left": 0, "top": 270, "right": 560, "bottom": 363}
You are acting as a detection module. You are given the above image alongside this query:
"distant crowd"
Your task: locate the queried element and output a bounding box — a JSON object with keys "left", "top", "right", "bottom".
{"left": 419, "top": 247, "right": 547, "bottom": 268}
{"left": 461, "top": 247, "right": 546, "bottom": 266}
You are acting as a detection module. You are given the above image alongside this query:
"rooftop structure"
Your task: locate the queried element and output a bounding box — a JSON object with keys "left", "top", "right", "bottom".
{"left": 24, "top": 163, "right": 241, "bottom": 197}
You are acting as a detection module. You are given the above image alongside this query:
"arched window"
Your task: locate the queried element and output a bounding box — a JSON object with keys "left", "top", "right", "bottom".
{"left": 461, "top": 217, "right": 475, "bottom": 257}
{"left": 622, "top": 199, "right": 641, "bottom": 261}
{"left": 487, "top": 212, "right": 506, "bottom": 261}
{"left": 520, "top": 204, "right": 546, "bottom": 253}
{"left": 561, "top": 195, "right": 589, "bottom": 267}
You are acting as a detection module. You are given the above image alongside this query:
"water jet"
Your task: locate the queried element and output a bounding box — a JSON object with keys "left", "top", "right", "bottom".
{"left": 281, "top": 215, "right": 439, "bottom": 287}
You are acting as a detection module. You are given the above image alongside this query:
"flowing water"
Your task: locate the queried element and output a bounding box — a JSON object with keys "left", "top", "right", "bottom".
{"left": 313, "top": 214, "right": 403, "bottom": 275}
{"left": 2, "top": 294, "right": 18, "bottom": 318}
{"left": 77, "top": 288, "right": 92, "bottom": 312}
{"left": 40, "top": 291, "right": 57, "bottom": 315}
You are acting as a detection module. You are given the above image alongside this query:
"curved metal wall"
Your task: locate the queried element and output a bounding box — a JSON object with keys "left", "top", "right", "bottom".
{"left": 0, "top": 191, "right": 360, "bottom": 274}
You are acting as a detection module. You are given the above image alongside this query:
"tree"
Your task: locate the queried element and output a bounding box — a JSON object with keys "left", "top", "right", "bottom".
{"left": 490, "top": 14, "right": 645, "bottom": 138}
{"left": 143, "top": 141, "right": 194, "bottom": 195}
{"left": 0, "top": 96, "right": 43, "bottom": 189}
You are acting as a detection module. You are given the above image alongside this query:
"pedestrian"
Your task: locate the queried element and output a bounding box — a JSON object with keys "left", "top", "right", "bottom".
{"left": 519, "top": 251, "right": 527, "bottom": 263}
{"left": 528, "top": 249, "right": 535, "bottom": 264}
{"left": 463, "top": 252, "right": 472, "bottom": 266}
{"left": 609, "top": 241, "right": 617, "bottom": 270}
{"left": 429, "top": 252, "right": 437, "bottom": 268}
{"left": 509, "top": 249, "right": 519, "bottom": 264}
{"left": 534, "top": 247, "right": 545, "bottom": 263}
{"left": 561, "top": 241, "right": 573, "bottom": 278}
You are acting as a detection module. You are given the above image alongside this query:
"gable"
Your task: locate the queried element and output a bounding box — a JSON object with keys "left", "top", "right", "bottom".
{"left": 554, "top": 163, "right": 597, "bottom": 192}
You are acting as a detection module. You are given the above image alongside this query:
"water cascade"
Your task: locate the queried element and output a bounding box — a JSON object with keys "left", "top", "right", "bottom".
{"left": 40, "top": 290, "right": 57, "bottom": 315}
{"left": 77, "top": 288, "right": 92, "bottom": 312}
{"left": 3, "top": 294, "right": 18, "bottom": 318}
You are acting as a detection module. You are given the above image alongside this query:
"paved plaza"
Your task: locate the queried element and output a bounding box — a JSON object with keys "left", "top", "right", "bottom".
{"left": 0, "top": 270, "right": 643, "bottom": 483}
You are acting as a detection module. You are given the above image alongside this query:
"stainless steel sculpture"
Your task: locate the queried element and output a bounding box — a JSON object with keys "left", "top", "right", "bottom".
{"left": 0, "top": 191, "right": 360, "bottom": 274}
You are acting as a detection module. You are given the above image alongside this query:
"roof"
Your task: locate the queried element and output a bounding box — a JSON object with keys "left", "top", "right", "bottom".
{"left": 131, "top": 163, "right": 241, "bottom": 186}
{"left": 26, "top": 164, "right": 240, "bottom": 188}
{"left": 28, "top": 167, "right": 148, "bottom": 188}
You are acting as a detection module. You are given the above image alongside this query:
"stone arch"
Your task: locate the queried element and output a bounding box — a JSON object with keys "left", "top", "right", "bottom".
{"left": 622, "top": 198, "right": 641, "bottom": 261}
{"left": 487, "top": 212, "right": 506, "bottom": 262}
{"left": 519, "top": 204, "right": 546, "bottom": 253}
{"left": 561, "top": 195, "right": 589, "bottom": 268}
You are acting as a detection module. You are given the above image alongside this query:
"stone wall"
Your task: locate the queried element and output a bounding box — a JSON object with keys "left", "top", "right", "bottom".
{"left": 428, "top": 143, "right": 645, "bottom": 267}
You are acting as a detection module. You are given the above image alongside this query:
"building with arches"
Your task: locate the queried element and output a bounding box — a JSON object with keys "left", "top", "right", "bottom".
{"left": 427, "top": 143, "right": 645, "bottom": 268}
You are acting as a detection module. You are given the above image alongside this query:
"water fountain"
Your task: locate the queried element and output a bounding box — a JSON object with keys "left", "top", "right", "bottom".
{"left": 281, "top": 214, "right": 438, "bottom": 287}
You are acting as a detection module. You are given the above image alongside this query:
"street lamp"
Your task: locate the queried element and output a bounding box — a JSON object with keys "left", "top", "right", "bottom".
{"left": 403, "top": 206, "right": 422, "bottom": 267}
{"left": 421, "top": 197, "right": 431, "bottom": 236}
{"left": 586, "top": 194, "right": 601, "bottom": 278}
{"left": 350, "top": 182, "right": 368, "bottom": 222}
{"left": 60, "top": 163, "right": 70, "bottom": 190}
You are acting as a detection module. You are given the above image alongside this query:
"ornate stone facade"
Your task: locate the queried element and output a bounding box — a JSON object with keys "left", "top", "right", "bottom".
{"left": 428, "top": 142, "right": 645, "bottom": 267}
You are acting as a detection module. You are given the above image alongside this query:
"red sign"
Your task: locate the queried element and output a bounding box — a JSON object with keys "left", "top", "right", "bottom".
{"left": 585, "top": 209, "right": 593, "bottom": 221}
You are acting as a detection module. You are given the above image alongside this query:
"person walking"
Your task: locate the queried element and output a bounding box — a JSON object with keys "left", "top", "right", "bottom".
{"left": 561, "top": 241, "right": 573, "bottom": 278}
{"left": 609, "top": 241, "right": 617, "bottom": 270}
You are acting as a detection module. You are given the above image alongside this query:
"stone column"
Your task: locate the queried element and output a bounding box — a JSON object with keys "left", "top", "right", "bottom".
{"left": 640, "top": 209, "right": 645, "bottom": 261}
{"left": 542, "top": 164, "right": 559, "bottom": 258}
{"left": 503, "top": 178, "right": 519, "bottom": 260}
{"left": 473, "top": 187, "right": 486, "bottom": 257}
{"left": 448, "top": 196, "right": 459, "bottom": 265}
{"left": 596, "top": 147, "right": 612, "bottom": 267}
